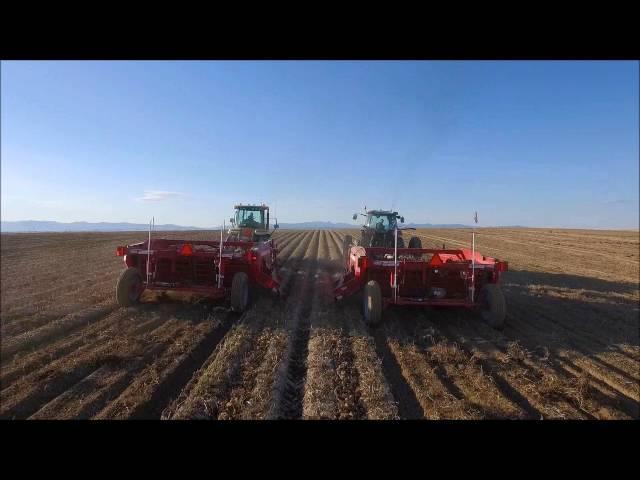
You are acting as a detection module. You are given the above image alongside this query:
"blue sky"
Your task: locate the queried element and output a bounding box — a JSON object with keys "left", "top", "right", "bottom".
{"left": 1, "top": 61, "right": 638, "bottom": 229}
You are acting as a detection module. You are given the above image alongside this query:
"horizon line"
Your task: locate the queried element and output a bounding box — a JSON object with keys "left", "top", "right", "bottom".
{"left": 1, "top": 219, "right": 638, "bottom": 232}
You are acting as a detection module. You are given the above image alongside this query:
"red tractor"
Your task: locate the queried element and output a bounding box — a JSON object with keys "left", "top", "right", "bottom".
{"left": 115, "top": 204, "right": 280, "bottom": 312}
{"left": 334, "top": 209, "right": 509, "bottom": 329}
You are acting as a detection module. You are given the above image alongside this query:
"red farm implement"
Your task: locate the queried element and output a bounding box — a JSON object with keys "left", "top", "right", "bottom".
{"left": 115, "top": 204, "right": 280, "bottom": 312}
{"left": 333, "top": 208, "right": 509, "bottom": 329}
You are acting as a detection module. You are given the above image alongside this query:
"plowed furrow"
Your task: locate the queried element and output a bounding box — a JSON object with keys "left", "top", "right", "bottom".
{"left": 372, "top": 325, "right": 425, "bottom": 419}
{"left": 1, "top": 302, "right": 118, "bottom": 364}
{"left": 109, "top": 312, "right": 237, "bottom": 419}
{"left": 273, "top": 231, "right": 320, "bottom": 419}
{"left": 0, "top": 317, "right": 186, "bottom": 419}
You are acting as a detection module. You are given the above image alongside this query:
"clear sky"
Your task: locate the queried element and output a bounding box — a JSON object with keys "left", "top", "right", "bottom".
{"left": 1, "top": 61, "right": 638, "bottom": 229}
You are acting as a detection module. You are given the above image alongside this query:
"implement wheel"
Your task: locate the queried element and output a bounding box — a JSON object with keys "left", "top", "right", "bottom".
{"left": 116, "top": 267, "right": 143, "bottom": 307}
{"left": 363, "top": 280, "right": 382, "bottom": 327}
{"left": 408, "top": 236, "right": 422, "bottom": 249}
{"left": 231, "top": 272, "right": 250, "bottom": 313}
{"left": 478, "top": 284, "right": 506, "bottom": 330}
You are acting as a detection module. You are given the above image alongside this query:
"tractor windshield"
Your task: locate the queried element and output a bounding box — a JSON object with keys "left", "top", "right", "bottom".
{"left": 367, "top": 214, "right": 397, "bottom": 232}
{"left": 235, "top": 208, "right": 265, "bottom": 228}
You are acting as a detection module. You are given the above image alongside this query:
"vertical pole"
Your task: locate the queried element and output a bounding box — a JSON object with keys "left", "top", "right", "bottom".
{"left": 218, "top": 220, "right": 224, "bottom": 288}
{"left": 470, "top": 211, "right": 477, "bottom": 303}
{"left": 471, "top": 230, "right": 475, "bottom": 302}
{"left": 393, "top": 223, "right": 398, "bottom": 303}
{"left": 146, "top": 217, "right": 152, "bottom": 286}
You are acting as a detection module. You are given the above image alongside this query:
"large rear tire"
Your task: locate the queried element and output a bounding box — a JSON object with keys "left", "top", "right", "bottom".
{"left": 478, "top": 283, "right": 506, "bottom": 330}
{"left": 408, "top": 236, "right": 422, "bottom": 249}
{"left": 363, "top": 280, "right": 383, "bottom": 327}
{"left": 116, "top": 267, "right": 143, "bottom": 307}
{"left": 230, "top": 272, "right": 250, "bottom": 313}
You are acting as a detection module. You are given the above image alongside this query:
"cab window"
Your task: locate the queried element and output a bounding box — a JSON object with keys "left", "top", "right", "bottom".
{"left": 367, "top": 214, "right": 395, "bottom": 231}
{"left": 236, "top": 209, "right": 265, "bottom": 228}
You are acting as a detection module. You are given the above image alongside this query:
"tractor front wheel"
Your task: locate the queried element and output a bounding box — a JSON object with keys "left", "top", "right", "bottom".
{"left": 116, "top": 267, "right": 143, "bottom": 307}
{"left": 363, "top": 280, "right": 382, "bottom": 327}
{"left": 478, "top": 284, "right": 506, "bottom": 330}
{"left": 231, "top": 272, "right": 250, "bottom": 313}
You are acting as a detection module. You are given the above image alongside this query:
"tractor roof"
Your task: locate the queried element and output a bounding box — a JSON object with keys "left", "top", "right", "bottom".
{"left": 367, "top": 210, "right": 398, "bottom": 216}
{"left": 235, "top": 204, "right": 269, "bottom": 210}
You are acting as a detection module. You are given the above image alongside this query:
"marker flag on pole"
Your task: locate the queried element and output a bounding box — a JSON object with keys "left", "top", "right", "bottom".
{"left": 474, "top": 211, "right": 478, "bottom": 224}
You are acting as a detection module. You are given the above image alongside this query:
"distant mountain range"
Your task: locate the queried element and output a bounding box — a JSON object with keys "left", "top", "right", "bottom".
{"left": 1, "top": 220, "right": 474, "bottom": 233}
{"left": 404, "top": 223, "right": 470, "bottom": 229}
{"left": 1, "top": 221, "right": 205, "bottom": 233}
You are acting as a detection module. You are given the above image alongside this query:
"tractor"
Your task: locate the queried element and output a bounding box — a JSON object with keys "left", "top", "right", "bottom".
{"left": 114, "top": 204, "right": 280, "bottom": 313}
{"left": 334, "top": 208, "right": 508, "bottom": 329}
{"left": 351, "top": 209, "right": 424, "bottom": 248}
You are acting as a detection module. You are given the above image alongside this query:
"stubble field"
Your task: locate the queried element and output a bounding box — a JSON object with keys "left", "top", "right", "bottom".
{"left": 1, "top": 228, "right": 638, "bottom": 419}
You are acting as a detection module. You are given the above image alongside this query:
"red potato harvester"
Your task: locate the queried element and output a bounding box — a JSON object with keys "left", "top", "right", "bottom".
{"left": 334, "top": 208, "right": 508, "bottom": 329}
{"left": 115, "top": 204, "right": 280, "bottom": 312}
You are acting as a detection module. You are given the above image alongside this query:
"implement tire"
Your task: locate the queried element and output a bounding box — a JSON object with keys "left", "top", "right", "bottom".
{"left": 363, "top": 280, "right": 383, "bottom": 327}
{"left": 478, "top": 283, "right": 506, "bottom": 330}
{"left": 116, "top": 267, "right": 143, "bottom": 307}
{"left": 231, "top": 272, "right": 250, "bottom": 313}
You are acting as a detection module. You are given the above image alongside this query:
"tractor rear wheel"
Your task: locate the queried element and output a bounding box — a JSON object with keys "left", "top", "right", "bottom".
{"left": 478, "top": 284, "right": 506, "bottom": 330}
{"left": 363, "top": 280, "right": 382, "bottom": 327}
{"left": 231, "top": 272, "right": 250, "bottom": 313}
{"left": 116, "top": 267, "right": 143, "bottom": 307}
{"left": 343, "top": 235, "right": 353, "bottom": 269}
{"left": 408, "top": 236, "right": 422, "bottom": 249}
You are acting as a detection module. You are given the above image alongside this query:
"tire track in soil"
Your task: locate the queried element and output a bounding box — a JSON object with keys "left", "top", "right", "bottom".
{"left": 3, "top": 231, "right": 304, "bottom": 414}
{"left": 233, "top": 329, "right": 289, "bottom": 419}
{"left": 506, "top": 288, "right": 637, "bottom": 345}
{"left": 270, "top": 230, "right": 321, "bottom": 419}
{"left": 318, "top": 231, "right": 368, "bottom": 419}
{"left": 274, "top": 231, "right": 314, "bottom": 297}
{"left": 0, "top": 314, "right": 181, "bottom": 420}
{"left": 165, "top": 310, "right": 269, "bottom": 419}
{"left": 301, "top": 232, "right": 367, "bottom": 420}
{"left": 504, "top": 314, "right": 640, "bottom": 385}
{"left": 417, "top": 313, "right": 544, "bottom": 419}
{"left": 1, "top": 302, "right": 119, "bottom": 364}
{"left": 549, "top": 355, "right": 639, "bottom": 419}
{"left": 1, "top": 260, "right": 120, "bottom": 317}
{"left": 29, "top": 333, "right": 178, "bottom": 420}
{"left": 504, "top": 300, "right": 640, "bottom": 404}
{"left": 165, "top": 231, "right": 313, "bottom": 420}
{"left": 329, "top": 230, "right": 416, "bottom": 419}
{"left": 434, "top": 309, "right": 611, "bottom": 419}
{"left": 379, "top": 310, "right": 512, "bottom": 419}
{"left": 0, "top": 304, "right": 174, "bottom": 389}
{"left": 504, "top": 305, "right": 639, "bottom": 370}
{"left": 336, "top": 311, "right": 399, "bottom": 419}
{"left": 326, "top": 230, "right": 399, "bottom": 419}
{"left": 124, "top": 311, "right": 239, "bottom": 419}
{"left": 371, "top": 321, "right": 425, "bottom": 419}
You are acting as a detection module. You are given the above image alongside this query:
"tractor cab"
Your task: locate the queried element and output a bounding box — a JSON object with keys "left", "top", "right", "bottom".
{"left": 227, "top": 204, "right": 278, "bottom": 242}
{"left": 354, "top": 209, "right": 405, "bottom": 248}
